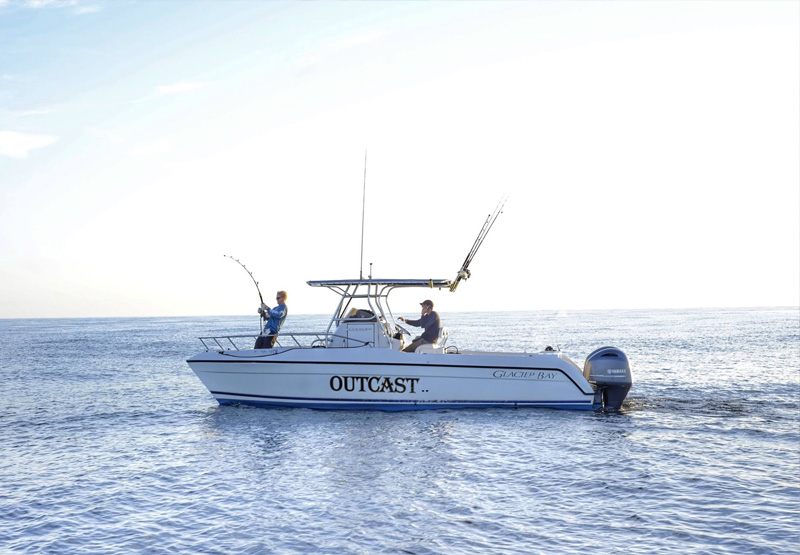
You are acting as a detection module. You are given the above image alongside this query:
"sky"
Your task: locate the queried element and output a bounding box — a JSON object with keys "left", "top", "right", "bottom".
{"left": 0, "top": 0, "right": 798, "bottom": 318}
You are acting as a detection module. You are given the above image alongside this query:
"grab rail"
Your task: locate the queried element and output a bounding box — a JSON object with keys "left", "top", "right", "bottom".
{"left": 198, "top": 332, "right": 370, "bottom": 352}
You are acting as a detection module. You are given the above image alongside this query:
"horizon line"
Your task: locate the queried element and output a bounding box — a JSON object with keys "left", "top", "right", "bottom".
{"left": 1, "top": 305, "right": 798, "bottom": 321}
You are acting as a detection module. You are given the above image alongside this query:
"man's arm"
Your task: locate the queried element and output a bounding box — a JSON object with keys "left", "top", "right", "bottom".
{"left": 267, "top": 305, "right": 286, "bottom": 318}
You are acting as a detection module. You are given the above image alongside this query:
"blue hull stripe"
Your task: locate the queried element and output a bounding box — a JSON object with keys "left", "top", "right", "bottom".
{"left": 217, "top": 399, "right": 596, "bottom": 411}
{"left": 211, "top": 390, "right": 596, "bottom": 411}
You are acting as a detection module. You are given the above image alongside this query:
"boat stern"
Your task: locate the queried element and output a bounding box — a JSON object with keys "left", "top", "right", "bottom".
{"left": 583, "top": 346, "right": 633, "bottom": 412}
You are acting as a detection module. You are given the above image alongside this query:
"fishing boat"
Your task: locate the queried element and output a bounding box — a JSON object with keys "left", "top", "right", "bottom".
{"left": 186, "top": 201, "right": 633, "bottom": 412}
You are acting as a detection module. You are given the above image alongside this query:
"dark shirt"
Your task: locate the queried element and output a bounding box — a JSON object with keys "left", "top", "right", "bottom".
{"left": 405, "top": 311, "right": 441, "bottom": 343}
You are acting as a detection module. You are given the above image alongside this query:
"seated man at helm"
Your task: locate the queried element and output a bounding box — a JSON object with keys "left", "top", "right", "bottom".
{"left": 399, "top": 299, "right": 441, "bottom": 352}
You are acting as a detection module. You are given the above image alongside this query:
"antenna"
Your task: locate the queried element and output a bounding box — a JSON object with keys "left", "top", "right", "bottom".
{"left": 359, "top": 149, "right": 367, "bottom": 280}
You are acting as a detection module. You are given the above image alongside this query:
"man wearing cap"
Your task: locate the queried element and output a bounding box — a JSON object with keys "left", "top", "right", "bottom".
{"left": 399, "top": 300, "right": 441, "bottom": 353}
{"left": 255, "top": 290, "right": 288, "bottom": 349}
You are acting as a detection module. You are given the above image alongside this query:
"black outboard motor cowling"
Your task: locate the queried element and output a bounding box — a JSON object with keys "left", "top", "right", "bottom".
{"left": 583, "top": 346, "right": 633, "bottom": 412}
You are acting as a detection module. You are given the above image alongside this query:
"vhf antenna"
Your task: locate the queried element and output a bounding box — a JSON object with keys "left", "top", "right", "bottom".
{"left": 359, "top": 149, "right": 367, "bottom": 280}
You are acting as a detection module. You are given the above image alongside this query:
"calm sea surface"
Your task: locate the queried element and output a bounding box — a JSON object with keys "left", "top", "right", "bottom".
{"left": 1, "top": 308, "right": 798, "bottom": 554}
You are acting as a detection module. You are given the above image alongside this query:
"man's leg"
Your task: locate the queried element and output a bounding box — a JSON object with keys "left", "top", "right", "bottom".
{"left": 402, "top": 337, "right": 429, "bottom": 352}
{"left": 254, "top": 333, "right": 277, "bottom": 349}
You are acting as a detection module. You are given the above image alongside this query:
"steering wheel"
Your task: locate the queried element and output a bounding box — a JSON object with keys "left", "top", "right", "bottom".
{"left": 395, "top": 322, "right": 412, "bottom": 336}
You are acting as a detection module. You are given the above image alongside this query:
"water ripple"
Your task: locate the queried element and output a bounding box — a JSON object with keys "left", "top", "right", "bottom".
{"left": 1, "top": 309, "right": 798, "bottom": 553}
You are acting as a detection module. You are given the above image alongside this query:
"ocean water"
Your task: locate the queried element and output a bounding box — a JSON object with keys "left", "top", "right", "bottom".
{"left": 1, "top": 308, "right": 798, "bottom": 554}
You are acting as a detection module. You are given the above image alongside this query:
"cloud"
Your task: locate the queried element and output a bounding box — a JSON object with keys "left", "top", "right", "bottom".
{"left": 330, "top": 30, "right": 386, "bottom": 50}
{"left": 18, "top": 0, "right": 101, "bottom": 15}
{"left": 24, "top": 0, "right": 76, "bottom": 8}
{"left": 154, "top": 82, "right": 207, "bottom": 96}
{"left": 294, "top": 30, "right": 386, "bottom": 70}
{"left": 128, "top": 82, "right": 208, "bottom": 104}
{"left": 0, "top": 130, "right": 58, "bottom": 159}
{"left": 8, "top": 108, "right": 54, "bottom": 118}
{"left": 74, "top": 3, "right": 100, "bottom": 14}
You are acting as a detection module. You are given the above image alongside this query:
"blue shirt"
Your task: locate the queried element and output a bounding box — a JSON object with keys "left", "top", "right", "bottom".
{"left": 262, "top": 304, "right": 288, "bottom": 335}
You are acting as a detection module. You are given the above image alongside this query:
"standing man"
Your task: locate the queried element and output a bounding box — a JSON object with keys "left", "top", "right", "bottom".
{"left": 399, "top": 299, "right": 441, "bottom": 353}
{"left": 255, "top": 290, "right": 288, "bottom": 349}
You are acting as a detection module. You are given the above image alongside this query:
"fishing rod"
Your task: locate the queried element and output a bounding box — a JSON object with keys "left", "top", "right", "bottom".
{"left": 224, "top": 254, "right": 264, "bottom": 306}
{"left": 449, "top": 196, "right": 507, "bottom": 292}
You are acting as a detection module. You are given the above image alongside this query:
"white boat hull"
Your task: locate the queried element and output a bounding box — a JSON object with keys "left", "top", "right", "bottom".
{"left": 186, "top": 347, "right": 601, "bottom": 411}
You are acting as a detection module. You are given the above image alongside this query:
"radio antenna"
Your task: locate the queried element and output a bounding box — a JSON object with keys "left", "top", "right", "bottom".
{"left": 359, "top": 149, "right": 367, "bottom": 280}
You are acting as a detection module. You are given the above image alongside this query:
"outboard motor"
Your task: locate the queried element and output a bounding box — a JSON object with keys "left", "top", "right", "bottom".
{"left": 583, "top": 346, "right": 633, "bottom": 412}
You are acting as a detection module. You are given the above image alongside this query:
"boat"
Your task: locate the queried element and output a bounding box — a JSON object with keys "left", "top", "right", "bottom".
{"left": 186, "top": 202, "right": 633, "bottom": 412}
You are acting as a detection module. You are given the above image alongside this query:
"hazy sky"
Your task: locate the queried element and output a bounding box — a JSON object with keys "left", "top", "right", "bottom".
{"left": 1, "top": 0, "right": 798, "bottom": 318}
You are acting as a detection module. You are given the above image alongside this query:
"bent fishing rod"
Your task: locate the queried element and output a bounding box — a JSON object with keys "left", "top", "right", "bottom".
{"left": 224, "top": 254, "right": 264, "bottom": 304}
{"left": 450, "top": 196, "right": 507, "bottom": 292}
{"left": 224, "top": 255, "right": 265, "bottom": 331}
